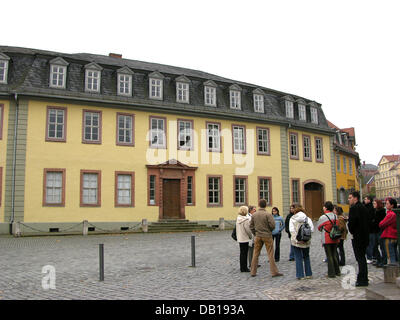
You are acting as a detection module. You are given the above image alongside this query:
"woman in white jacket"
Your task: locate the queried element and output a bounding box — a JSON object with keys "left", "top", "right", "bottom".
{"left": 236, "top": 206, "right": 253, "bottom": 272}
{"left": 289, "top": 205, "right": 314, "bottom": 280}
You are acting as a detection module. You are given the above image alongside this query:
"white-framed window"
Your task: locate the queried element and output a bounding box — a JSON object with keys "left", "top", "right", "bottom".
{"left": 85, "top": 69, "right": 101, "bottom": 92}
{"left": 117, "top": 113, "right": 134, "bottom": 145}
{"left": 259, "top": 178, "right": 271, "bottom": 205}
{"left": 118, "top": 74, "right": 132, "bottom": 96}
{"left": 298, "top": 104, "right": 306, "bottom": 121}
{"left": 82, "top": 173, "right": 99, "bottom": 205}
{"left": 49, "top": 65, "right": 67, "bottom": 89}
{"left": 47, "top": 108, "right": 66, "bottom": 141}
{"left": 178, "top": 119, "right": 193, "bottom": 150}
{"left": 292, "top": 180, "right": 300, "bottom": 204}
{"left": 83, "top": 111, "right": 101, "bottom": 143}
{"left": 343, "top": 156, "right": 347, "bottom": 174}
{"left": 315, "top": 137, "right": 323, "bottom": 162}
{"left": 311, "top": 107, "right": 318, "bottom": 124}
{"left": 289, "top": 133, "right": 298, "bottom": 159}
{"left": 257, "top": 128, "right": 270, "bottom": 155}
{"left": 230, "top": 90, "right": 241, "bottom": 110}
{"left": 337, "top": 154, "right": 341, "bottom": 172}
{"left": 149, "top": 175, "right": 156, "bottom": 205}
{"left": 233, "top": 125, "right": 245, "bottom": 153}
{"left": 303, "top": 135, "right": 311, "bottom": 160}
{"left": 45, "top": 171, "right": 63, "bottom": 204}
{"left": 204, "top": 86, "right": 216, "bottom": 107}
{"left": 234, "top": 177, "right": 247, "bottom": 205}
{"left": 254, "top": 94, "right": 264, "bottom": 113}
{"left": 208, "top": 176, "right": 221, "bottom": 205}
{"left": 187, "top": 176, "right": 193, "bottom": 205}
{"left": 349, "top": 158, "right": 353, "bottom": 175}
{"left": 0, "top": 59, "right": 9, "bottom": 84}
{"left": 116, "top": 174, "right": 132, "bottom": 206}
{"left": 176, "top": 82, "right": 189, "bottom": 103}
{"left": 285, "top": 100, "right": 294, "bottom": 118}
{"left": 207, "top": 122, "right": 221, "bottom": 152}
{"left": 149, "top": 78, "right": 163, "bottom": 100}
{"left": 150, "top": 117, "right": 166, "bottom": 148}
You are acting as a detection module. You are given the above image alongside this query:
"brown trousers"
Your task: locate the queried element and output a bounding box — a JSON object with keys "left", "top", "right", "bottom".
{"left": 251, "top": 236, "right": 280, "bottom": 276}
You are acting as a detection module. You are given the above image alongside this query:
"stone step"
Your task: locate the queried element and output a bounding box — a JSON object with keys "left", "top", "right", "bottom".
{"left": 146, "top": 227, "right": 216, "bottom": 233}
{"left": 158, "top": 219, "right": 189, "bottom": 223}
{"left": 148, "top": 225, "right": 214, "bottom": 231}
{"left": 383, "top": 265, "right": 400, "bottom": 284}
{"left": 366, "top": 282, "right": 400, "bottom": 300}
{"left": 150, "top": 222, "right": 202, "bottom": 227}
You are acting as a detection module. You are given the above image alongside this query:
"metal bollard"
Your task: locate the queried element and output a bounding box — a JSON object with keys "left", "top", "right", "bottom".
{"left": 191, "top": 235, "right": 196, "bottom": 267}
{"left": 99, "top": 244, "right": 104, "bottom": 281}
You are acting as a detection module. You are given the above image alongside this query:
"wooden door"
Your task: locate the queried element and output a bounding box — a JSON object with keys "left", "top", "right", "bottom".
{"left": 163, "top": 179, "right": 181, "bottom": 219}
{"left": 305, "top": 190, "right": 323, "bottom": 220}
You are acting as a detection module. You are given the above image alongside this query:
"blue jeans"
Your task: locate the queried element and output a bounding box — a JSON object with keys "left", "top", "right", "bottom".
{"left": 384, "top": 239, "right": 398, "bottom": 265}
{"left": 367, "top": 233, "right": 380, "bottom": 260}
{"left": 289, "top": 244, "right": 295, "bottom": 260}
{"left": 293, "top": 246, "right": 312, "bottom": 279}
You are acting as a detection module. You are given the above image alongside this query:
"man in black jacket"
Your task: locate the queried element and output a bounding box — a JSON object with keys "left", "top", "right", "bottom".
{"left": 348, "top": 191, "right": 370, "bottom": 287}
{"left": 284, "top": 204, "right": 296, "bottom": 261}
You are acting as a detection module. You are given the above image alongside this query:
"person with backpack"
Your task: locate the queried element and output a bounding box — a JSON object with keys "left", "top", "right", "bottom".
{"left": 317, "top": 201, "right": 341, "bottom": 278}
{"left": 271, "top": 207, "right": 285, "bottom": 262}
{"left": 289, "top": 205, "right": 314, "bottom": 280}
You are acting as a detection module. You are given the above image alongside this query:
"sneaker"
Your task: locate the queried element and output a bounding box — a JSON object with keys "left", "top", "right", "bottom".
{"left": 367, "top": 259, "right": 373, "bottom": 264}
{"left": 323, "top": 259, "right": 328, "bottom": 263}
{"left": 305, "top": 276, "right": 313, "bottom": 279}
{"left": 297, "top": 277, "right": 305, "bottom": 280}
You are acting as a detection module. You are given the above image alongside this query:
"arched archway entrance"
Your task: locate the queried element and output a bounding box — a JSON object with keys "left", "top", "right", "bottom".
{"left": 303, "top": 180, "right": 325, "bottom": 220}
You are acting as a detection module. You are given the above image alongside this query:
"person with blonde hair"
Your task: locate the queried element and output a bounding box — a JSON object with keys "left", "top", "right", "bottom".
{"left": 236, "top": 205, "right": 252, "bottom": 272}
{"left": 289, "top": 205, "right": 314, "bottom": 280}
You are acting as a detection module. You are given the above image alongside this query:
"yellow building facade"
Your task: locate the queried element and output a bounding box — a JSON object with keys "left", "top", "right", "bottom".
{"left": 0, "top": 47, "right": 336, "bottom": 234}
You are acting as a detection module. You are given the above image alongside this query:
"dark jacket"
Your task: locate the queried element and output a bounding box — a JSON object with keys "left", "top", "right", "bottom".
{"left": 371, "top": 208, "right": 386, "bottom": 234}
{"left": 285, "top": 212, "right": 294, "bottom": 238}
{"left": 348, "top": 201, "right": 370, "bottom": 247}
{"left": 364, "top": 202, "right": 375, "bottom": 233}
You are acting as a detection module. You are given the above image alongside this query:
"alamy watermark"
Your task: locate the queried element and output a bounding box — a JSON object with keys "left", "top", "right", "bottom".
{"left": 42, "top": 265, "right": 56, "bottom": 290}
{"left": 341, "top": 265, "right": 357, "bottom": 290}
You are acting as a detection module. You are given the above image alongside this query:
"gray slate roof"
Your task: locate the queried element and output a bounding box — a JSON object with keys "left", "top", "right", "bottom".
{"left": 0, "top": 45, "right": 334, "bottom": 134}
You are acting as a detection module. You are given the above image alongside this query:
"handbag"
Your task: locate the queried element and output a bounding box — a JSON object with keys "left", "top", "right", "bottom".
{"left": 231, "top": 226, "right": 237, "bottom": 241}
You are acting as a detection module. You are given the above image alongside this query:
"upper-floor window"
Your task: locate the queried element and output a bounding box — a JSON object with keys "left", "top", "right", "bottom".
{"left": 343, "top": 156, "right": 347, "bottom": 174}
{"left": 285, "top": 100, "right": 294, "bottom": 118}
{"left": 337, "top": 154, "right": 341, "bottom": 172}
{"left": 118, "top": 74, "right": 132, "bottom": 96}
{"left": 149, "top": 72, "right": 164, "bottom": 100}
{"left": 303, "top": 135, "right": 311, "bottom": 161}
{"left": 46, "top": 107, "right": 66, "bottom": 142}
{"left": 0, "top": 53, "right": 10, "bottom": 84}
{"left": 298, "top": 103, "right": 306, "bottom": 121}
{"left": 177, "top": 82, "right": 189, "bottom": 103}
{"left": 81, "top": 170, "right": 101, "bottom": 206}
{"left": 253, "top": 94, "right": 264, "bottom": 113}
{"left": 292, "top": 179, "right": 300, "bottom": 204}
{"left": 207, "top": 122, "right": 221, "bottom": 152}
{"left": 234, "top": 176, "right": 248, "bottom": 206}
{"left": 204, "top": 86, "right": 216, "bottom": 107}
{"left": 85, "top": 70, "right": 101, "bottom": 92}
{"left": 257, "top": 127, "right": 270, "bottom": 155}
{"left": 349, "top": 158, "right": 353, "bottom": 175}
{"left": 150, "top": 116, "right": 166, "bottom": 148}
{"left": 232, "top": 125, "right": 246, "bottom": 154}
{"left": 311, "top": 107, "right": 318, "bottom": 124}
{"left": 0, "top": 104, "right": 4, "bottom": 140}
{"left": 178, "top": 119, "right": 193, "bottom": 150}
{"left": 315, "top": 137, "right": 323, "bottom": 162}
{"left": 50, "top": 65, "right": 67, "bottom": 89}
{"left": 230, "top": 90, "right": 241, "bottom": 110}
{"left": 258, "top": 177, "right": 271, "bottom": 205}
{"left": 117, "top": 113, "right": 134, "bottom": 146}
{"left": 83, "top": 110, "right": 102, "bottom": 144}
{"left": 43, "top": 169, "right": 65, "bottom": 206}
{"left": 289, "top": 133, "right": 299, "bottom": 159}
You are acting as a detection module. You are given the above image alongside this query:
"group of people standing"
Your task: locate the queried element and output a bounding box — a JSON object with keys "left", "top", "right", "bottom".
{"left": 235, "top": 191, "right": 398, "bottom": 287}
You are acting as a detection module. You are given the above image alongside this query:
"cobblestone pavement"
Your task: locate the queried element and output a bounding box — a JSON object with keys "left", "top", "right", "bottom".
{"left": 0, "top": 228, "right": 385, "bottom": 300}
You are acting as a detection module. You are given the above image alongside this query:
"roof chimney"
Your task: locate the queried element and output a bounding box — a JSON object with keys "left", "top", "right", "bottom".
{"left": 109, "top": 53, "right": 122, "bottom": 59}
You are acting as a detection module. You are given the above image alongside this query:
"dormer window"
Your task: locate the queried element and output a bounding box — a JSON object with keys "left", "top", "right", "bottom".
{"left": 117, "top": 67, "right": 133, "bottom": 96}
{"left": 285, "top": 100, "right": 294, "bottom": 118}
{"left": 85, "top": 62, "right": 102, "bottom": 93}
{"left": 310, "top": 107, "right": 318, "bottom": 124}
{"left": 229, "top": 84, "right": 241, "bottom": 110}
{"left": 253, "top": 88, "right": 264, "bottom": 113}
{"left": 49, "top": 57, "right": 68, "bottom": 89}
{"left": 149, "top": 71, "right": 164, "bottom": 100}
{"left": 176, "top": 75, "right": 190, "bottom": 103}
{"left": 298, "top": 103, "right": 306, "bottom": 121}
{"left": 0, "top": 53, "right": 10, "bottom": 84}
{"left": 204, "top": 80, "right": 217, "bottom": 107}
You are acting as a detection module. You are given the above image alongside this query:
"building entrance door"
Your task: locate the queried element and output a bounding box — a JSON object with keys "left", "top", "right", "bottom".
{"left": 162, "top": 179, "right": 181, "bottom": 219}
{"left": 304, "top": 182, "right": 324, "bottom": 220}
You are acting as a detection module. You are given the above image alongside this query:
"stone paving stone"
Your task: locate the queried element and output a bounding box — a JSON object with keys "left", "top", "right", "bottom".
{"left": 0, "top": 229, "right": 386, "bottom": 300}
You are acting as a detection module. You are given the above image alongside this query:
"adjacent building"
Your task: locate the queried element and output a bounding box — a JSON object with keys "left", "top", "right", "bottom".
{"left": 375, "top": 155, "right": 400, "bottom": 201}
{"left": 0, "top": 46, "right": 337, "bottom": 234}
{"left": 327, "top": 121, "right": 360, "bottom": 212}
{"left": 360, "top": 162, "right": 378, "bottom": 196}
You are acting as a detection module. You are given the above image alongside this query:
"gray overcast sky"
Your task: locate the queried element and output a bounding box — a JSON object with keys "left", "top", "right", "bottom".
{"left": 3, "top": 0, "right": 399, "bottom": 166}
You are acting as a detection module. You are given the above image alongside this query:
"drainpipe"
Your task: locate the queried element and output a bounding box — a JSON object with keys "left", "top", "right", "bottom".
{"left": 10, "top": 92, "right": 19, "bottom": 234}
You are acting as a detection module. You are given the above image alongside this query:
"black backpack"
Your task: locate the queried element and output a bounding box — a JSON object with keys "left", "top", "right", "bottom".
{"left": 296, "top": 217, "right": 312, "bottom": 242}
{"left": 324, "top": 214, "right": 342, "bottom": 240}
{"left": 231, "top": 226, "right": 237, "bottom": 241}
